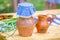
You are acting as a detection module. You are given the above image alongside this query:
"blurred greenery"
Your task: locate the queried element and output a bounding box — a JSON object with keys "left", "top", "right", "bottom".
{"left": 57, "top": 4, "right": 60, "bottom": 9}
{"left": 0, "top": 0, "right": 45, "bottom": 13}
{"left": 27, "top": 0, "right": 45, "bottom": 11}
{"left": 0, "top": 0, "right": 13, "bottom": 13}
{"left": 0, "top": 0, "right": 60, "bottom": 13}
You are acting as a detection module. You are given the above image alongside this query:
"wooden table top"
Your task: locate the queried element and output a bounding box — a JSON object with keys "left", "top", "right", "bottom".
{"left": 1, "top": 9, "right": 60, "bottom": 17}
{"left": 5, "top": 25, "right": 60, "bottom": 40}
{"left": 0, "top": 9, "right": 60, "bottom": 40}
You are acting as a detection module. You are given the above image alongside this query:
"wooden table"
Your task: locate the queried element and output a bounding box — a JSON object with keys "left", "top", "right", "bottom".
{"left": 5, "top": 25, "right": 60, "bottom": 40}
{"left": 1, "top": 9, "right": 60, "bottom": 17}
{"left": 1, "top": 9, "right": 60, "bottom": 40}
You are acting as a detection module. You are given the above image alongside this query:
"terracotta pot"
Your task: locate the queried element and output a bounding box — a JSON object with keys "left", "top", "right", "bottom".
{"left": 36, "top": 15, "right": 55, "bottom": 33}
{"left": 16, "top": 17, "right": 35, "bottom": 37}
{"left": 0, "top": 15, "right": 3, "bottom": 20}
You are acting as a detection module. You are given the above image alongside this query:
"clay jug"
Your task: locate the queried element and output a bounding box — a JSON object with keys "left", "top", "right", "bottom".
{"left": 36, "top": 15, "right": 55, "bottom": 33}
{"left": 16, "top": 17, "right": 35, "bottom": 37}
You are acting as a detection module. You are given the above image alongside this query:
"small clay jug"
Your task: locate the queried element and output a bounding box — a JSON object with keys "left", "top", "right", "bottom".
{"left": 16, "top": 17, "right": 35, "bottom": 37}
{"left": 36, "top": 14, "right": 55, "bottom": 33}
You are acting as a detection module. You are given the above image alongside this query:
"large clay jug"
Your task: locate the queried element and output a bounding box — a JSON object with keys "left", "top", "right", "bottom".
{"left": 36, "top": 15, "right": 55, "bottom": 33}
{"left": 16, "top": 17, "right": 35, "bottom": 37}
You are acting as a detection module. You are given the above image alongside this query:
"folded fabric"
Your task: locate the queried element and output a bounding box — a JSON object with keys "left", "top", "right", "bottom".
{"left": 52, "top": 15, "right": 60, "bottom": 25}
{"left": 48, "top": 15, "right": 60, "bottom": 25}
{"left": 17, "top": 2, "right": 36, "bottom": 18}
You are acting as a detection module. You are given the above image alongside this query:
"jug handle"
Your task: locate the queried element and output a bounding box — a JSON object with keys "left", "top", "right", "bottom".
{"left": 47, "top": 14, "right": 56, "bottom": 25}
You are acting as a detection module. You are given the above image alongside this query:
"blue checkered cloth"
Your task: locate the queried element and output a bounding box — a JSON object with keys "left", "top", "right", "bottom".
{"left": 47, "top": 15, "right": 60, "bottom": 25}
{"left": 17, "top": 2, "right": 36, "bottom": 18}
{"left": 51, "top": 15, "right": 60, "bottom": 25}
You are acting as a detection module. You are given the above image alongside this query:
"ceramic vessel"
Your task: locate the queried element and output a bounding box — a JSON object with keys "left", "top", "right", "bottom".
{"left": 16, "top": 17, "right": 35, "bottom": 37}
{"left": 36, "top": 15, "right": 55, "bottom": 33}
{"left": 0, "top": 15, "right": 3, "bottom": 20}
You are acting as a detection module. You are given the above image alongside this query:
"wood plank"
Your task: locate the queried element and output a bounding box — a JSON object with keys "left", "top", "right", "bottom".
{"left": 6, "top": 25, "right": 60, "bottom": 40}
{"left": 1, "top": 9, "right": 60, "bottom": 17}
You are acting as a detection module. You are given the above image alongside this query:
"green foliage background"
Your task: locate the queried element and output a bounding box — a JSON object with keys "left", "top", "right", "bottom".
{"left": 27, "top": 0, "right": 45, "bottom": 11}
{"left": 0, "top": 0, "right": 60, "bottom": 13}
{"left": 0, "top": 0, "right": 13, "bottom": 13}
{"left": 0, "top": 0, "right": 45, "bottom": 13}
